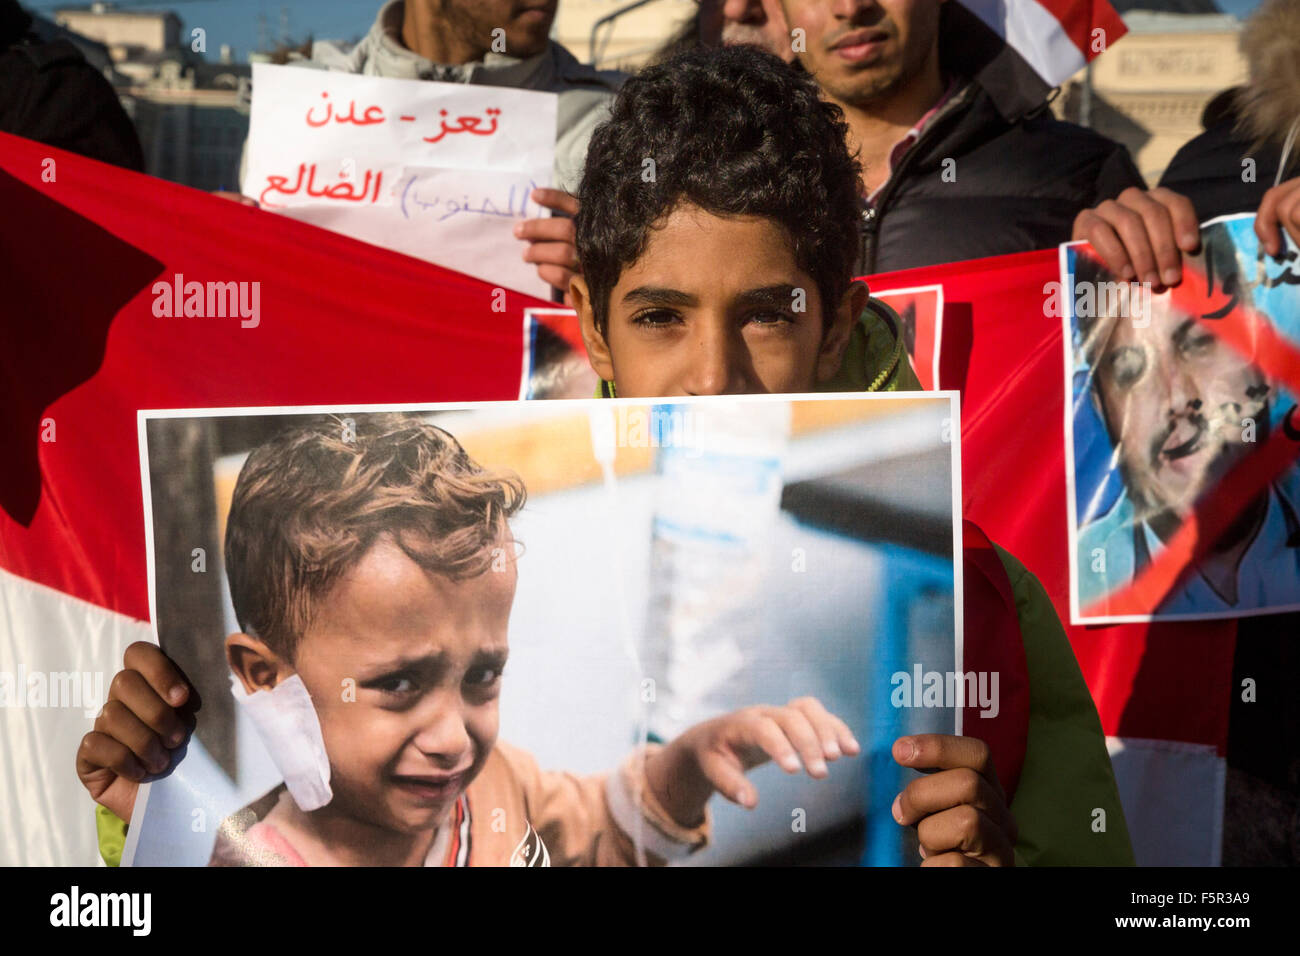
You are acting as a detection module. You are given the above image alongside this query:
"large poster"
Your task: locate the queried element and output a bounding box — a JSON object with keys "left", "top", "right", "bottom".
{"left": 1063, "top": 214, "right": 1300, "bottom": 624}
{"left": 124, "top": 395, "right": 963, "bottom": 867}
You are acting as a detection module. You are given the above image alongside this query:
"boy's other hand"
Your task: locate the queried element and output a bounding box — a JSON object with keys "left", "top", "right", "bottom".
{"left": 1256, "top": 176, "right": 1300, "bottom": 257}
{"left": 515, "top": 188, "right": 580, "bottom": 300}
{"left": 75, "top": 641, "right": 194, "bottom": 823}
{"left": 891, "top": 734, "right": 1018, "bottom": 867}
{"left": 649, "top": 697, "right": 860, "bottom": 828}
{"left": 1071, "top": 186, "right": 1200, "bottom": 289}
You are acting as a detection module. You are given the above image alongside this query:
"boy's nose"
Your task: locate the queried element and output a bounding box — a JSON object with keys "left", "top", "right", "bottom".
{"left": 412, "top": 708, "right": 473, "bottom": 766}
{"left": 683, "top": 320, "right": 748, "bottom": 395}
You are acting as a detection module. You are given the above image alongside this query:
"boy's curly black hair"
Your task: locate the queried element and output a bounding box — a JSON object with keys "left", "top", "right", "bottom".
{"left": 575, "top": 45, "right": 864, "bottom": 335}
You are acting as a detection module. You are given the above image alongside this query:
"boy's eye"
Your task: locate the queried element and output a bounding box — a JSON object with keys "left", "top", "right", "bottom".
{"left": 377, "top": 676, "right": 418, "bottom": 696}
{"left": 466, "top": 666, "right": 502, "bottom": 688}
{"left": 745, "top": 310, "right": 796, "bottom": 328}
{"left": 630, "top": 309, "right": 682, "bottom": 329}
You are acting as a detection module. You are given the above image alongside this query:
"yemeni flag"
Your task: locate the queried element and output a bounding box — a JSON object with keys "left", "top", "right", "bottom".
{"left": 961, "top": 0, "right": 1128, "bottom": 86}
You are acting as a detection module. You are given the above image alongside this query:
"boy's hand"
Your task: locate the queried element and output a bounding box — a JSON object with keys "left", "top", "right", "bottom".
{"left": 891, "top": 734, "right": 1017, "bottom": 867}
{"left": 75, "top": 641, "right": 193, "bottom": 823}
{"left": 647, "top": 697, "right": 860, "bottom": 828}
{"left": 514, "top": 188, "right": 580, "bottom": 299}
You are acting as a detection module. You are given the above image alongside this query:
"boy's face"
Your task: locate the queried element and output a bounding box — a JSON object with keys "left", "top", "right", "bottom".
{"left": 288, "top": 534, "right": 514, "bottom": 836}
{"left": 573, "top": 203, "right": 859, "bottom": 397}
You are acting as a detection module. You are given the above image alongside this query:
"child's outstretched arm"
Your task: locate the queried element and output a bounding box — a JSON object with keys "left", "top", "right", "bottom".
{"left": 75, "top": 641, "right": 194, "bottom": 824}
{"left": 890, "top": 734, "right": 1018, "bottom": 867}
{"left": 643, "top": 697, "right": 860, "bottom": 828}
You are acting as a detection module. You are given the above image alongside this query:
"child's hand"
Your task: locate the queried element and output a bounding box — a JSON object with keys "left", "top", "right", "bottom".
{"left": 891, "top": 734, "right": 1018, "bottom": 867}
{"left": 647, "top": 697, "right": 860, "bottom": 827}
{"left": 75, "top": 641, "right": 194, "bottom": 823}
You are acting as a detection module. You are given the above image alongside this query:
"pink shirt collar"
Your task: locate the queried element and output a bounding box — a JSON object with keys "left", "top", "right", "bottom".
{"left": 865, "top": 76, "right": 961, "bottom": 205}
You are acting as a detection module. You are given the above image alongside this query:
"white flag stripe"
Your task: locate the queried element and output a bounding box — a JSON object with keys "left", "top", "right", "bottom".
{"left": 962, "top": 0, "right": 1090, "bottom": 87}
{"left": 0, "top": 565, "right": 152, "bottom": 865}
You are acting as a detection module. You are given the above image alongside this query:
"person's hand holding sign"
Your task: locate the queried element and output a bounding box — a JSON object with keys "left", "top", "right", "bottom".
{"left": 515, "top": 187, "right": 581, "bottom": 300}
{"left": 891, "top": 734, "right": 1018, "bottom": 866}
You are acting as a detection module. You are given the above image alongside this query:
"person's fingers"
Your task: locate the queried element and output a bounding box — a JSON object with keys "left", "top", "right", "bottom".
{"left": 916, "top": 803, "right": 1016, "bottom": 865}
{"left": 514, "top": 216, "right": 576, "bottom": 243}
{"left": 211, "top": 190, "right": 259, "bottom": 207}
{"left": 1272, "top": 179, "right": 1300, "bottom": 250}
{"left": 122, "top": 641, "right": 191, "bottom": 708}
{"left": 893, "top": 765, "right": 1017, "bottom": 841}
{"left": 893, "top": 734, "right": 1004, "bottom": 800}
{"left": 1101, "top": 197, "right": 1159, "bottom": 285}
{"left": 762, "top": 705, "right": 830, "bottom": 778}
{"left": 733, "top": 711, "right": 803, "bottom": 775}
{"left": 529, "top": 187, "right": 580, "bottom": 216}
{"left": 105, "top": 668, "right": 188, "bottom": 747}
{"left": 536, "top": 264, "right": 575, "bottom": 293}
{"left": 1253, "top": 179, "right": 1300, "bottom": 255}
{"left": 921, "top": 851, "right": 991, "bottom": 868}
{"left": 97, "top": 699, "right": 172, "bottom": 774}
{"left": 76, "top": 730, "right": 145, "bottom": 784}
{"left": 1073, "top": 209, "right": 1135, "bottom": 280}
{"left": 786, "top": 696, "right": 860, "bottom": 758}
{"left": 1128, "top": 187, "right": 1186, "bottom": 286}
{"left": 694, "top": 748, "right": 758, "bottom": 808}
{"left": 1149, "top": 186, "right": 1201, "bottom": 252}
{"left": 522, "top": 241, "right": 580, "bottom": 269}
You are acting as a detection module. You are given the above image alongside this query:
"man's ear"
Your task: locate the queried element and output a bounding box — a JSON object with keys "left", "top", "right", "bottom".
{"left": 226, "top": 632, "right": 292, "bottom": 694}
{"left": 817, "top": 281, "right": 868, "bottom": 383}
{"left": 572, "top": 275, "right": 615, "bottom": 383}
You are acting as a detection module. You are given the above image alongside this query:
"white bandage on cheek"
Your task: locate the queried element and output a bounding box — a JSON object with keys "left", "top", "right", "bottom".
{"left": 230, "top": 673, "right": 333, "bottom": 811}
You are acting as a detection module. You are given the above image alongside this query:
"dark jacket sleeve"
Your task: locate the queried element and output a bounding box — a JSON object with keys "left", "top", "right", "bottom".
{"left": 0, "top": 39, "right": 144, "bottom": 171}
{"left": 1089, "top": 140, "right": 1145, "bottom": 205}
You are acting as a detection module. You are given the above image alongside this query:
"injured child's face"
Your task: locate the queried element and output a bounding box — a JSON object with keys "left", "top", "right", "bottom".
{"left": 290, "top": 534, "right": 516, "bottom": 836}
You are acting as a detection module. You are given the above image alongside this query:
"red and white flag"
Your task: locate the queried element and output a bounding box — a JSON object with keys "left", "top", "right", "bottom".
{"left": 962, "top": 0, "right": 1128, "bottom": 85}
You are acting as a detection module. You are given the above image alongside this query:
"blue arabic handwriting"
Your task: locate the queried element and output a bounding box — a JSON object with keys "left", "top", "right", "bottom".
{"left": 400, "top": 174, "right": 540, "bottom": 223}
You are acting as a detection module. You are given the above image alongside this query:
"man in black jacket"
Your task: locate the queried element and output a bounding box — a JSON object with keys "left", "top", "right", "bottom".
{"left": 0, "top": 0, "right": 143, "bottom": 171}
{"left": 778, "top": 0, "right": 1144, "bottom": 274}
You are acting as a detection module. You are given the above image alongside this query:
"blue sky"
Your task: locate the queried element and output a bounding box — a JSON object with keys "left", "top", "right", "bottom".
{"left": 31, "top": 0, "right": 380, "bottom": 61}
{"left": 28, "top": 0, "right": 1269, "bottom": 63}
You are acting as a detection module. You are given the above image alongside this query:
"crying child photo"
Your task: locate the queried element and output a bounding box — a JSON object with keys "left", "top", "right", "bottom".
{"left": 120, "top": 395, "right": 963, "bottom": 866}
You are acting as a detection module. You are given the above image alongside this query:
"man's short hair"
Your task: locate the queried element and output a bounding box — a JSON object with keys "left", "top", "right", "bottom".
{"left": 225, "top": 413, "right": 525, "bottom": 661}
{"left": 576, "top": 45, "right": 864, "bottom": 334}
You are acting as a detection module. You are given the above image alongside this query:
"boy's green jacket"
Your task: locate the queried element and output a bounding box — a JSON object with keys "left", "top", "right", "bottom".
{"left": 96, "top": 301, "right": 1132, "bottom": 867}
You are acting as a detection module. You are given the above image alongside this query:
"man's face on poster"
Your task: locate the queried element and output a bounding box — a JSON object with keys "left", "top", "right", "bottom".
{"left": 1090, "top": 288, "right": 1271, "bottom": 520}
